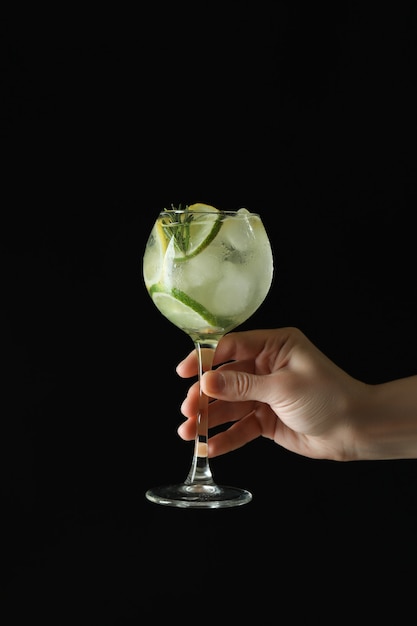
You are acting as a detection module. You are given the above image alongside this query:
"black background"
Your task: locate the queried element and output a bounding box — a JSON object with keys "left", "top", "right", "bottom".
{"left": 2, "top": 3, "right": 417, "bottom": 621}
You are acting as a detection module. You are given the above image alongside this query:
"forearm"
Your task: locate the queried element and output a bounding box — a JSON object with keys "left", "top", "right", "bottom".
{"left": 351, "top": 376, "right": 417, "bottom": 460}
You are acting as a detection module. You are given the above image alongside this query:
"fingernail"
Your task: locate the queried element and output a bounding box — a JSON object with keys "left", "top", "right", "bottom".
{"left": 206, "top": 370, "right": 225, "bottom": 393}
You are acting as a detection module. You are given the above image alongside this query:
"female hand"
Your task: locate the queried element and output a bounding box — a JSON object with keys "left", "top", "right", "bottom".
{"left": 176, "top": 327, "right": 364, "bottom": 461}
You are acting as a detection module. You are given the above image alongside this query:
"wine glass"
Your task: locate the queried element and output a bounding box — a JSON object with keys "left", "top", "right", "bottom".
{"left": 143, "top": 203, "right": 274, "bottom": 508}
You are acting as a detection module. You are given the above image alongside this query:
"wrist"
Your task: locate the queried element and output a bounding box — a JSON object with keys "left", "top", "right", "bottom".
{"left": 349, "top": 377, "right": 417, "bottom": 461}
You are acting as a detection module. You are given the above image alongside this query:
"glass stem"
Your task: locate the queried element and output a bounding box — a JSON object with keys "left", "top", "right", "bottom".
{"left": 185, "top": 340, "right": 218, "bottom": 486}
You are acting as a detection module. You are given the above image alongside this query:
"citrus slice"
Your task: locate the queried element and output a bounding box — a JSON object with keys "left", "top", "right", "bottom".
{"left": 187, "top": 203, "right": 218, "bottom": 213}
{"left": 143, "top": 220, "right": 169, "bottom": 289}
{"left": 162, "top": 203, "right": 222, "bottom": 261}
{"left": 150, "top": 285, "right": 220, "bottom": 330}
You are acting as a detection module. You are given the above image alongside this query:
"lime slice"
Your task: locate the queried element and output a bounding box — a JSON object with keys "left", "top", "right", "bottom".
{"left": 150, "top": 285, "right": 220, "bottom": 330}
{"left": 162, "top": 203, "right": 222, "bottom": 261}
{"left": 143, "top": 220, "right": 170, "bottom": 289}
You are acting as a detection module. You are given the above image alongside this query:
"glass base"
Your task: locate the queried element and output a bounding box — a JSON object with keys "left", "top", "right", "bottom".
{"left": 145, "top": 482, "right": 252, "bottom": 509}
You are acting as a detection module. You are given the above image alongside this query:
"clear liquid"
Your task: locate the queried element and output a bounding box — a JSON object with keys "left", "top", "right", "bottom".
{"left": 143, "top": 210, "right": 274, "bottom": 338}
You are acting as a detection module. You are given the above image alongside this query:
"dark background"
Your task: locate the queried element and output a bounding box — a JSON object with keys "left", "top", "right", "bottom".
{"left": 2, "top": 3, "right": 417, "bottom": 620}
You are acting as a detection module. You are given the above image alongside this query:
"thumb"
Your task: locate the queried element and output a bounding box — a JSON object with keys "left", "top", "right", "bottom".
{"left": 201, "top": 369, "right": 268, "bottom": 402}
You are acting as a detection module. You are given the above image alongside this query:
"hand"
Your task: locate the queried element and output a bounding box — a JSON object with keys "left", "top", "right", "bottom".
{"left": 176, "top": 327, "right": 362, "bottom": 461}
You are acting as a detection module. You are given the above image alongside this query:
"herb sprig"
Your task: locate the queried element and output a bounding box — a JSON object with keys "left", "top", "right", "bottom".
{"left": 161, "top": 203, "right": 192, "bottom": 255}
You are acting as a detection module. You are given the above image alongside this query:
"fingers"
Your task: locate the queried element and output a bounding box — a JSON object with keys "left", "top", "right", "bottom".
{"left": 179, "top": 380, "right": 257, "bottom": 427}
{"left": 176, "top": 350, "right": 198, "bottom": 378}
{"left": 177, "top": 418, "right": 196, "bottom": 441}
{"left": 207, "top": 412, "right": 263, "bottom": 457}
{"left": 201, "top": 369, "right": 273, "bottom": 404}
{"left": 209, "top": 329, "right": 268, "bottom": 365}
{"left": 176, "top": 328, "right": 276, "bottom": 378}
{"left": 178, "top": 407, "right": 263, "bottom": 456}
{"left": 176, "top": 328, "right": 299, "bottom": 379}
{"left": 176, "top": 347, "right": 214, "bottom": 378}
{"left": 177, "top": 375, "right": 259, "bottom": 443}
{"left": 181, "top": 393, "right": 257, "bottom": 426}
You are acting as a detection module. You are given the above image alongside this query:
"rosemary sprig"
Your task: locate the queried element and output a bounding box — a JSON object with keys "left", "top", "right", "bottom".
{"left": 161, "top": 203, "right": 192, "bottom": 255}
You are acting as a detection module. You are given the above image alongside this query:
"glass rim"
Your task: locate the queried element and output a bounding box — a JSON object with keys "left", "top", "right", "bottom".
{"left": 158, "top": 209, "right": 260, "bottom": 217}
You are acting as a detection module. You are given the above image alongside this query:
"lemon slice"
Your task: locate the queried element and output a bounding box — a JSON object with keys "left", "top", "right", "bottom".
{"left": 187, "top": 203, "right": 218, "bottom": 212}
{"left": 143, "top": 220, "right": 170, "bottom": 289}
{"left": 162, "top": 203, "right": 222, "bottom": 261}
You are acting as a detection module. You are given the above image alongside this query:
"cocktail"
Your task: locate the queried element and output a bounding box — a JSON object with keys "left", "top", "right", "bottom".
{"left": 143, "top": 203, "right": 274, "bottom": 508}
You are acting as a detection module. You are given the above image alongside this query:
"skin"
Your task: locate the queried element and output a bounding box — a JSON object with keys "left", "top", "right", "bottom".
{"left": 176, "top": 327, "right": 417, "bottom": 462}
